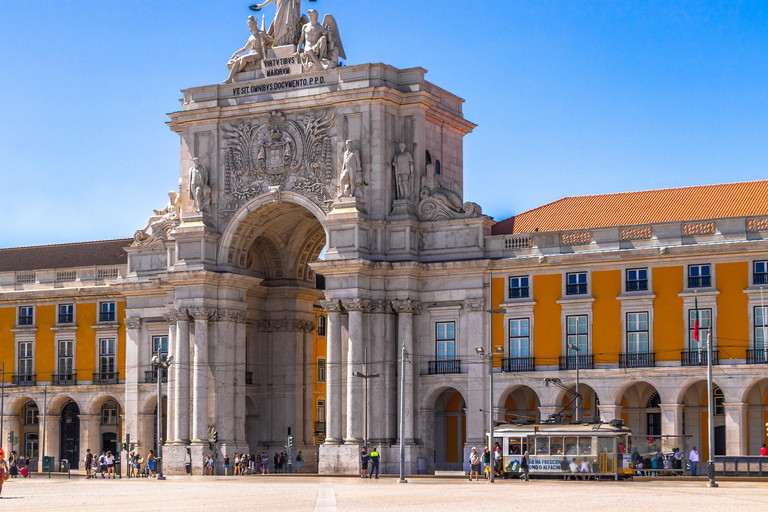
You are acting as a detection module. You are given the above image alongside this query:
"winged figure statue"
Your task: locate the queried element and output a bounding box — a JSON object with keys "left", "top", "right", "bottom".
{"left": 296, "top": 9, "right": 345, "bottom": 72}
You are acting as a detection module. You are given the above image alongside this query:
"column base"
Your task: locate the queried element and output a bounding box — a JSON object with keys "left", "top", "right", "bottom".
{"left": 163, "top": 444, "right": 212, "bottom": 475}
{"left": 344, "top": 437, "right": 364, "bottom": 445}
{"left": 318, "top": 443, "right": 362, "bottom": 474}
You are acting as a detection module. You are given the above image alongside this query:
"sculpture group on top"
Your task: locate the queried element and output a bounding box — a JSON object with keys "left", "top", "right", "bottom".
{"left": 134, "top": 189, "right": 181, "bottom": 245}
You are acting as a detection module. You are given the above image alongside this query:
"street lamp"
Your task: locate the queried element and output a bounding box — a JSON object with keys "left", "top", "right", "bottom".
{"left": 567, "top": 343, "right": 581, "bottom": 423}
{"left": 152, "top": 354, "right": 173, "bottom": 481}
{"left": 475, "top": 344, "right": 504, "bottom": 483}
{"left": 353, "top": 348, "right": 380, "bottom": 449}
{"left": 705, "top": 331, "right": 718, "bottom": 488}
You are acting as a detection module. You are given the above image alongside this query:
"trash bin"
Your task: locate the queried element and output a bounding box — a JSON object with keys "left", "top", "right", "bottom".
{"left": 185, "top": 462, "right": 191, "bottom": 474}
{"left": 42, "top": 456, "right": 55, "bottom": 472}
{"left": 60, "top": 459, "right": 70, "bottom": 472}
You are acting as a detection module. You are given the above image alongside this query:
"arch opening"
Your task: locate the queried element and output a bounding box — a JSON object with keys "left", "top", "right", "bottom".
{"left": 431, "top": 388, "right": 466, "bottom": 472}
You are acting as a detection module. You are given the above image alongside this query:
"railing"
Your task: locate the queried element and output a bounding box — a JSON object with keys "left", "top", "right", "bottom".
{"left": 51, "top": 373, "right": 76, "bottom": 386}
{"left": 93, "top": 372, "right": 119, "bottom": 384}
{"left": 755, "top": 273, "right": 768, "bottom": 285}
{"left": 746, "top": 349, "right": 768, "bottom": 364}
{"left": 57, "top": 314, "right": 74, "bottom": 324}
{"left": 245, "top": 372, "right": 253, "bottom": 385}
{"left": 559, "top": 355, "right": 594, "bottom": 371}
{"left": 11, "top": 374, "right": 36, "bottom": 386}
{"left": 314, "top": 421, "right": 326, "bottom": 434}
{"left": 715, "top": 456, "right": 768, "bottom": 477}
{"left": 144, "top": 369, "right": 167, "bottom": 383}
{"left": 427, "top": 359, "right": 462, "bottom": 375}
{"left": 508, "top": 288, "right": 530, "bottom": 299}
{"left": 626, "top": 281, "right": 648, "bottom": 292}
{"left": 566, "top": 284, "right": 588, "bottom": 295}
{"left": 688, "top": 276, "right": 711, "bottom": 288}
{"left": 680, "top": 349, "right": 719, "bottom": 366}
{"left": 619, "top": 352, "right": 655, "bottom": 368}
{"left": 501, "top": 357, "right": 535, "bottom": 372}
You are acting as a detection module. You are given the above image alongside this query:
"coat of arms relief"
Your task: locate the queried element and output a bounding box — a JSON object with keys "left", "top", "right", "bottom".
{"left": 220, "top": 110, "right": 335, "bottom": 221}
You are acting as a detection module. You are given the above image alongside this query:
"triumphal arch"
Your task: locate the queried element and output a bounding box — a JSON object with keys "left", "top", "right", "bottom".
{"left": 121, "top": 2, "right": 488, "bottom": 474}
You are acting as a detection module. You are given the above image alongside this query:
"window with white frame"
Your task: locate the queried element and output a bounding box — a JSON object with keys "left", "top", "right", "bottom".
{"left": 566, "top": 315, "right": 588, "bottom": 354}
{"left": 754, "top": 261, "right": 768, "bottom": 286}
{"left": 566, "top": 273, "right": 588, "bottom": 295}
{"left": 25, "top": 433, "right": 39, "bottom": 459}
{"left": 317, "top": 316, "right": 326, "bottom": 336}
{"left": 58, "top": 303, "right": 74, "bottom": 324}
{"left": 24, "top": 402, "right": 39, "bottom": 425}
{"left": 626, "top": 269, "right": 648, "bottom": 292}
{"left": 755, "top": 306, "right": 767, "bottom": 350}
{"left": 508, "top": 276, "right": 530, "bottom": 299}
{"left": 688, "top": 308, "right": 712, "bottom": 350}
{"left": 507, "top": 318, "right": 530, "bottom": 358}
{"left": 18, "top": 341, "right": 33, "bottom": 376}
{"left": 102, "top": 400, "right": 118, "bottom": 424}
{"left": 99, "top": 301, "right": 116, "bottom": 322}
{"left": 152, "top": 335, "right": 168, "bottom": 361}
{"left": 688, "top": 264, "right": 711, "bottom": 288}
{"left": 435, "top": 321, "right": 456, "bottom": 360}
{"left": 713, "top": 387, "right": 724, "bottom": 416}
{"left": 99, "top": 338, "right": 116, "bottom": 375}
{"left": 317, "top": 358, "right": 326, "bottom": 382}
{"left": 18, "top": 306, "right": 34, "bottom": 326}
{"left": 626, "top": 312, "right": 649, "bottom": 353}
{"left": 317, "top": 399, "right": 326, "bottom": 422}
{"left": 58, "top": 339, "right": 74, "bottom": 376}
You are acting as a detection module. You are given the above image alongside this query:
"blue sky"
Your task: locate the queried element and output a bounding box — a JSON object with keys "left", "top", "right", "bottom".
{"left": 1, "top": 0, "right": 766, "bottom": 248}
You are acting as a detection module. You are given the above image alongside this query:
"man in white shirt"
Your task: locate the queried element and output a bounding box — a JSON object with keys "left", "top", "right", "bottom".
{"left": 689, "top": 446, "right": 699, "bottom": 476}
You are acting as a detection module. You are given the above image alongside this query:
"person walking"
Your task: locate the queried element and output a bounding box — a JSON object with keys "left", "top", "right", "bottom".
{"left": 761, "top": 444, "right": 767, "bottom": 456}
{"left": 8, "top": 452, "right": 17, "bottom": 479}
{"left": 520, "top": 451, "right": 530, "bottom": 482}
{"left": 90, "top": 452, "right": 99, "bottom": 479}
{"left": 224, "top": 455, "right": 230, "bottom": 476}
{"left": 296, "top": 451, "right": 302, "bottom": 473}
{"left": 482, "top": 447, "right": 491, "bottom": 481}
{"left": 469, "top": 447, "right": 481, "bottom": 481}
{"left": 494, "top": 445, "right": 502, "bottom": 476}
{"left": 147, "top": 450, "right": 156, "bottom": 478}
{"left": 84, "top": 449, "right": 93, "bottom": 479}
{"left": 0, "top": 448, "right": 9, "bottom": 499}
{"left": 106, "top": 451, "right": 116, "bottom": 479}
{"left": 689, "top": 446, "right": 699, "bottom": 476}
{"left": 262, "top": 452, "right": 269, "bottom": 475}
{"left": 360, "top": 447, "right": 370, "bottom": 478}
{"left": 369, "top": 448, "right": 380, "bottom": 479}
{"left": 99, "top": 451, "right": 108, "bottom": 478}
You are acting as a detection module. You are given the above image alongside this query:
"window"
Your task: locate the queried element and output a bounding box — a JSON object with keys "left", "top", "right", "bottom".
{"left": 566, "top": 315, "right": 588, "bottom": 353}
{"left": 507, "top": 318, "right": 530, "bottom": 358}
{"left": 18, "top": 306, "right": 33, "bottom": 326}
{"left": 317, "top": 359, "right": 326, "bottom": 383}
{"left": 102, "top": 400, "right": 118, "bottom": 424}
{"left": 99, "top": 301, "right": 116, "bottom": 322}
{"left": 756, "top": 306, "right": 768, "bottom": 349}
{"left": 317, "top": 399, "right": 326, "bottom": 422}
{"left": 24, "top": 402, "right": 39, "bottom": 425}
{"left": 626, "top": 312, "right": 649, "bottom": 353}
{"left": 18, "top": 341, "right": 33, "bottom": 375}
{"left": 688, "top": 265, "right": 711, "bottom": 288}
{"left": 626, "top": 269, "right": 648, "bottom": 292}
{"left": 58, "top": 304, "right": 74, "bottom": 324}
{"left": 58, "top": 339, "right": 74, "bottom": 376}
{"left": 152, "top": 335, "right": 168, "bottom": 361}
{"left": 25, "top": 433, "right": 39, "bottom": 459}
{"left": 566, "top": 273, "right": 587, "bottom": 295}
{"left": 688, "top": 308, "right": 712, "bottom": 349}
{"left": 99, "top": 338, "right": 116, "bottom": 375}
{"left": 755, "top": 261, "right": 768, "bottom": 285}
{"left": 508, "top": 276, "right": 530, "bottom": 299}
{"left": 435, "top": 321, "right": 456, "bottom": 360}
{"left": 317, "top": 315, "right": 326, "bottom": 337}
{"left": 713, "top": 387, "right": 724, "bottom": 416}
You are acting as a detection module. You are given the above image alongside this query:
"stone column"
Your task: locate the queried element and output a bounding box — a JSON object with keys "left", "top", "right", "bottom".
{"left": 123, "top": 317, "right": 142, "bottom": 444}
{"left": 190, "top": 307, "right": 215, "bottom": 444}
{"left": 660, "top": 403, "right": 684, "bottom": 437}
{"left": 215, "top": 309, "right": 237, "bottom": 446}
{"left": 392, "top": 299, "right": 421, "bottom": 443}
{"left": 342, "top": 299, "right": 369, "bottom": 444}
{"left": 162, "top": 311, "right": 177, "bottom": 444}
{"left": 369, "top": 300, "right": 391, "bottom": 443}
{"left": 320, "top": 300, "right": 343, "bottom": 444}
{"left": 233, "top": 314, "right": 248, "bottom": 445}
{"left": 173, "top": 309, "right": 191, "bottom": 444}
{"left": 463, "top": 298, "right": 485, "bottom": 448}
{"left": 80, "top": 414, "right": 101, "bottom": 457}
{"left": 724, "top": 402, "right": 749, "bottom": 456}
{"left": 599, "top": 405, "right": 622, "bottom": 423}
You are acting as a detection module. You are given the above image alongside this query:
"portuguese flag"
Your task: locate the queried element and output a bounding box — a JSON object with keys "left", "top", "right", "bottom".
{"left": 693, "top": 296, "right": 699, "bottom": 342}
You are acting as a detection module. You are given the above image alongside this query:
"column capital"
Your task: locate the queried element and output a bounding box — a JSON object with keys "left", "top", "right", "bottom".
{"left": 369, "top": 300, "right": 394, "bottom": 314}
{"left": 125, "top": 317, "right": 142, "bottom": 330}
{"left": 256, "top": 318, "right": 315, "bottom": 332}
{"left": 172, "top": 308, "right": 191, "bottom": 322}
{"left": 189, "top": 307, "right": 216, "bottom": 321}
{"left": 162, "top": 310, "right": 178, "bottom": 325}
{"left": 392, "top": 299, "right": 421, "bottom": 315}
{"left": 320, "top": 299, "right": 343, "bottom": 314}
{"left": 340, "top": 298, "right": 371, "bottom": 313}
{"left": 215, "top": 308, "right": 247, "bottom": 323}
{"left": 463, "top": 298, "right": 486, "bottom": 312}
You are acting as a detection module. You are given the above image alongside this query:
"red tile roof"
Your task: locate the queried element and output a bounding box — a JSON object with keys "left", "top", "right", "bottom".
{"left": 0, "top": 239, "right": 132, "bottom": 272}
{"left": 492, "top": 180, "right": 768, "bottom": 235}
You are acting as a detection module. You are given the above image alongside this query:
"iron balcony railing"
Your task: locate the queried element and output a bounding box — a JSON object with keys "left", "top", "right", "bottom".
{"left": 245, "top": 372, "right": 253, "bottom": 385}
{"left": 93, "top": 372, "right": 119, "bottom": 384}
{"left": 688, "top": 276, "right": 711, "bottom": 288}
{"left": 626, "top": 281, "right": 648, "bottom": 292}
{"left": 144, "top": 369, "right": 167, "bottom": 383}
{"left": 508, "top": 288, "right": 530, "bottom": 299}
{"left": 566, "top": 284, "right": 588, "bottom": 295}
{"left": 314, "top": 421, "right": 326, "bottom": 434}
{"left": 427, "top": 359, "right": 462, "bottom": 375}
{"left": 680, "top": 349, "right": 719, "bottom": 366}
{"left": 51, "top": 373, "right": 77, "bottom": 386}
{"left": 11, "top": 373, "right": 36, "bottom": 386}
{"left": 501, "top": 357, "right": 535, "bottom": 372}
{"left": 619, "top": 352, "right": 655, "bottom": 368}
{"left": 559, "top": 355, "right": 594, "bottom": 371}
{"left": 754, "top": 273, "right": 768, "bottom": 285}
{"left": 746, "top": 348, "right": 768, "bottom": 364}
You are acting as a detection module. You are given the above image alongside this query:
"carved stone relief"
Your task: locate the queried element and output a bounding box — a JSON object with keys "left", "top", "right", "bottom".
{"left": 133, "top": 190, "right": 181, "bottom": 246}
{"left": 417, "top": 163, "right": 482, "bottom": 222}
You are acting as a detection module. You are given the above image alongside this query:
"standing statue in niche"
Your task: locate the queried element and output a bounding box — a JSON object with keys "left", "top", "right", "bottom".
{"left": 188, "top": 157, "right": 211, "bottom": 214}
{"left": 251, "top": 0, "right": 302, "bottom": 47}
{"left": 392, "top": 142, "right": 415, "bottom": 200}
{"left": 224, "top": 16, "right": 272, "bottom": 84}
{"left": 338, "top": 140, "right": 360, "bottom": 199}
{"left": 296, "top": 9, "right": 345, "bottom": 72}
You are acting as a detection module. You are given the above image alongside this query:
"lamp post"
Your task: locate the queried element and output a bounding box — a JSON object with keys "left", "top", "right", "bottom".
{"left": 475, "top": 344, "right": 504, "bottom": 483}
{"left": 567, "top": 343, "right": 581, "bottom": 423}
{"left": 705, "top": 331, "right": 718, "bottom": 487}
{"left": 398, "top": 344, "right": 407, "bottom": 483}
{"left": 152, "top": 354, "right": 173, "bottom": 481}
{"left": 353, "top": 348, "right": 380, "bottom": 450}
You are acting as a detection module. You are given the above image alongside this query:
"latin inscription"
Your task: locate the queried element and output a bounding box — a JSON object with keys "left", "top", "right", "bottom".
{"left": 232, "top": 76, "right": 326, "bottom": 96}
{"left": 263, "top": 56, "right": 297, "bottom": 78}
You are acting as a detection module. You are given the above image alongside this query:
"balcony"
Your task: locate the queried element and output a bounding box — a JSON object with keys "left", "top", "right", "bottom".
{"left": 566, "top": 284, "right": 588, "bottom": 296}
{"left": 51, "top": 373, "right": 77, "bottom": 386}
{"left": 314, "top": 421, "right": 326, "bottom": 434}
{"left": 245, "top": 372, "right": 253, "bottom": 385}
{"left": 11, "top": 374, "right": 35, "bottom": 386}
{"left": 755, "top": 274, "right": 768, "bottom": 285}
{"left": 143, "top": 369, "right": 167, "bottom": 384}
{"left": 427, "top": 359, "right": 462, "bottom": 375}
{"left": 508, "top": 288, "right": 529, "bottom": 299}
{"left": 619, "top": 352, "right": 655, "bottom": 368}
{"left": 93, "top": 372, "right": 119, "bottom": 384}
{"left": 626, "top": 281, "right": 648, "bottom": 292}
{"left": 501, "top": 357, "right": 535, "bottom": 372}
{"left": 747, "top": 349, "right": 768, "bottom": 364}
{"left": 559, "top": 355, "right": 594, "bottom": 371}
{"left": 688, "top": 276, "right": 711, "bottom": 288}
{"left": 681, "top": 349, "right": 719, "bottom": 367}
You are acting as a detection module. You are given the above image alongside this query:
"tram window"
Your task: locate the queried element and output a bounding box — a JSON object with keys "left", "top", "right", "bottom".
{"left": 579, "top": 437, "right": 592, "bottom": 455}
{"left": 535, "top": 437, "right": 549, "bottom": 455}
{"left": 564, "top": 437, "right": 578, "bottom": 455}
{"left": 509, "top": 438, "right": 522, "bottom": 455}
{"left": 598, "top": 438, "right": 614, "bottom": 454}
{"left": 550, "top": 437, "right": 564, "bottom": 455}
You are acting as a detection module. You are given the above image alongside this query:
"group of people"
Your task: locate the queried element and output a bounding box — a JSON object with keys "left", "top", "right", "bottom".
{"left": 127, "top": 450, "right": 156, "bottom": 478}
{"left": 469, "top": 445, "right": 509, "bottom": 482}
{"left": 83, "top": 449, "right": 121, "bottom": 479}
{"left": 227, "top": 451, "right": 302, "bottom": 476}
{"left": 359, "top": 447, "right": 380, "bottom": 479}
{"left": 6, "top": 451, "right": 31, "bottom": 478}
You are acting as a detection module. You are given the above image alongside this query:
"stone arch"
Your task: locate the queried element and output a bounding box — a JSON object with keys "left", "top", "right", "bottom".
{"left": 423, "top": 386, "right": 467, "bottom": 472}
{"left": 677, "top": 379, "right": 728, "bottom": 459}
{"left": 609, "top": 378, "right": 669, "bottom": 407}
{"left": 140, "top": 392, "right": 168, "bottom": 415}
{"left": 8, "top": 395, "right": 37, "bottom": 416}
{"left": 420, "top": 383, "right": 468, "bottom": 412}
{"left": 671, "top": 377, "right": 728, "bottom": 405}
{"left": 552, "top": 382, "right": 601, "bottom": 423}
{"left": 742, "top": 378, "right": 768, "bottom": 454}
{"left": 48, "top": 394, "right": 83, "bottom": 416}
{"left": 497, "top": 385, "right": 540, "bottom": 424}
{"left": 87, "top": 394, "right": 125, "bottom": 416}
{"left": 616, "top": 381, "right": 663, "bottom": 439}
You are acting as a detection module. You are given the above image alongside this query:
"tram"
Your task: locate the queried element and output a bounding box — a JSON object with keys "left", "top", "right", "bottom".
{"left": 487, "top": 422, "right": 632, "bottom": 480}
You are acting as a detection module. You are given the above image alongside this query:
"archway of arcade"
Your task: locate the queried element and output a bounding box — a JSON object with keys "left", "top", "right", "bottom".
{"left": 679, "top": 380, "right": 727, "bottom": 460}
{"left": 555, "top": 383, "right": 600, "bottom": 425}
{"left": 431, "top": 388, "right": 467, "bottom": 471}
{"left": 616, "top": 382, "right": 664, "bottom": 456}
{"left": 498, "top": 385, "right": 541, "bottom": 425}
{"left": 742, "top": 379, "right": 768, "bottom": 456}
{"left": 225, "top": 199, "right": 327, "bottom": 455}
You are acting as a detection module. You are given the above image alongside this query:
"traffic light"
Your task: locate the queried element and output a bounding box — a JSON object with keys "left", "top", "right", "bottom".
{"left": 288, "top": 435, "right": 294, "bottom": 448}
{"left": 213, "top": 431, "right": 219, "bottom": 443}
